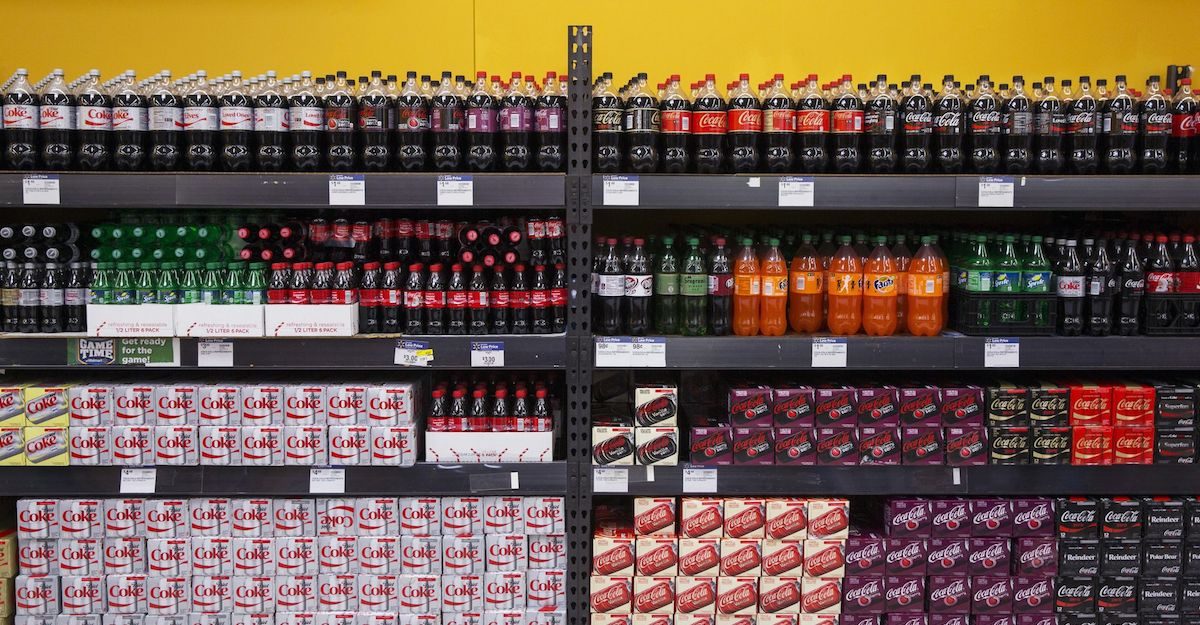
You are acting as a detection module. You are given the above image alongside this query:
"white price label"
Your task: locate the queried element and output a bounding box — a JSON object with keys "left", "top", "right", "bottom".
{"left": 811, "top": 337, "right": 848, "bottom": 368}
{"left": 329, "top": 174, "right": 365, "bottom": 206}
{"left": 197, "top": 340, "right": 233, "bottom": 367}
{"left": 778, "top": 176, "right": 815, "bottom": 207}
{"left": 437, "top": 175, "right": 474, "bottom": 206}
{"left": 509, "top": 472, "right": 520, "bottom": 489}
{"left": 978, "top": 176, "right": 1014, "bottom": 208}
{"left": 630, "top": 337, "right": 666, "bottom": 367}
{"left": 395, "top": 340, "right": 434, "bottom": 367}
{"left": 309, "top": 468, "right": 346, "bottom": 494}
{"left": 120, "top": 468, "right": 157, "bottom": 494}
{"left": 470, "top": 341, "right": 504, "bottom": 368}
{"left": 23, "top": 174, "right": 60, "bottom": 205}
{"left": 593, "top": 467, "right": 629, "bottom": 493}
{"left": 984, "top": 337, "right": 1020, "bottom": 368}
{"left": 594, "top": 336, "right": 633, "bottom": 367}
{"left": 602, "top": 175, "right": 639, "bottom": 206}
{"left": 683, "top": 467, "right": 719, "bottom": 493}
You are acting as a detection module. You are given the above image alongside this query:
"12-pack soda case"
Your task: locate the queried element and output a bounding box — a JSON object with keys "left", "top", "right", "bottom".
{"left": 13, "top": 497, "right": 565, "bottom": 625}
{"left": 589, "top": 496, "right": 1200, "bottom": 625}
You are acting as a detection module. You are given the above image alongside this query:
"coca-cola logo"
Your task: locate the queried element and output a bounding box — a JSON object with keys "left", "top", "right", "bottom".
{"left": 891, "top": 506, "right": 929, "bottom": 530}
{"left": 1146, "top": 112, "right": 1172, "bottom": 125}
{"left": 1073, "top": 397, "right": 1106, "bottom": 412}
{"left": 990, "top": 397, "right": 1022, "bottom": 412}
{"left": 1097, "top": 584, "right": 1134, "bottom": 598}
{"left": 935, "top": 112, "right": 960, "bottom": 127}
{"left": 931, "top": 578, "right": 966, "bottom": 602}
{"left": 1030, "top": 397, "right": 1065, "bottom": 413}
{"left": 1116, "top": 397, "right": 1151, "bottom": 412}
{"left": 1059, "top": 509, "right": 1095, "bottom": 523}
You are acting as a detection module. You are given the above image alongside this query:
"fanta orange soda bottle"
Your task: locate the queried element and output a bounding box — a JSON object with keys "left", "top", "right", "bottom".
{"left": 733, "top": 237, "right": 760, "bottom": 336}
{"left": 906, "top": 235, "right": 946, "bottom": 336}
{"left": 826, "top": 235, "right": 862, "bottom": 335}
{"left": 788, "top": 233, "right": 824, "bottom": 333}
{"left": 893, "top": 234, "right": 912, "bottom": 330}
{"left": 862, "top": 236, "right": 899, "bottom": 336}
{"left": 760, "top": 238, "right": 788, "bottom": 336}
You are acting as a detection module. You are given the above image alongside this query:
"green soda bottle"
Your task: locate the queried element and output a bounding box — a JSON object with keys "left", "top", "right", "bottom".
{"left": 654, "top": 236, "right": 679, "bottom": 334}
{"left": 245, "top": 262, "right": 268, "bottom": 305}
{"left": 157, "top": 262, "right": 181, "bottom": 304}
{"left": 113, "top": 262, "right": 135, "bottom": 304}
{"left": 1022, "top": 235, "right": 1053, "bottom": 327}
{"left": 993, "top": 235, "right": 1022, "bottom": 324}
{"left": 225, "top": 262, "right": 245, "bottom": 305}
{"left": 135, "top": 262, "right": 158, "bottom": 304}
{"left": 201, "top": 262, "right": 224, "bottom": 304}
{"left": 179, "top": 262, "right": 202, "bottom": 303}
{"left": 89, "top": 262, "right": 113, "bottom": 304}
{"left": 681, "top": 237, "right": 708, "bottom": 336}
{"left": 964, "top": 234, "right": 994, "bottom": 327}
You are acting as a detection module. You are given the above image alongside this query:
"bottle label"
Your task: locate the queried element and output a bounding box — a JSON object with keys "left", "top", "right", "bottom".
{"left": 593, "top": 107, "right": 622, "bottom": 132}
{"left": 762, "top": 276, "right": 787, "bottom": 297}
{"left": 466, "top": 290, "right": 488, "bottom": 307}
{"left": 1146, "top": 271, "right": 1176, "bottom": 293}
{"left": 969, "top": 109, "right": 1002, "bottom": 134}
{"left": 1006, "top": 111, "right": 1032, "bottom": 135}
{"left": 764, "top": 109, "right": 794, "bottom": 133}
{"left": 831, "top": 109, "right": 863, "bottom": 133}
{"left": 901, "top": 111, "right": 932, "bottom": 134}
{"left": 509, "top": 290, "right": 530, "bottom": 308}
{"left": 500, "top": 105, "right": 532, "bottom": 131}
{"left": 530, "top": 290, "right": 549, "bottom": 308}
{"left": 993, "top": 270, "right": 1020, "bottom": 293}
{"left": 65, "top": 288, "right": 86, "bottom": 306}
{"left": 183, "top": 106, "right": 218, "bottom": 131}
{"left": 896, "top": 271, "right": 907, "bottom": 295}
{"left": 864, "top": 110, "right": 895, "bottom": 134}
{"left": 1178, "top": 271, "right": 1200, "bottom": 293}
{"left": 534, "top": 106, "right": 564, "bottom": 132}
{"left": 680, "top": 274, "right": 707, "bottom": 296}
{"left": 289, "top": 106, "right": 324, "bottom": 131}
{"left": 795, "top": 109, "right": 830, "bottom": 133}
{"left": 324, "top": 106, "right": 354, "bottom": 131}
{"left": 1172, "top": 113, "right": 1195, "bottom": 138}
{"left": 550, "top": 287, "right": 567, "bottom": 306}
{"left": 654, "top": 273, "right": 679, "bottom": 296}
{"left": 728, "top": 108, "right": 763, "bottom": 133}
{"left": 358, "top": 104, "right": 388, "bottom": 130}
{"left": 624, "top": 107, "right": 660, "bottom": 132}
{"left": 934, "top": 111, "right": 961, "bottom": 135}
{"left": 431, "top": 106, "right": 463, "bottom": 131}
{"left": 734, "top": 275, "right": 761, "bottom": 296}
{"left": 39, "top": 104, "right": 73, "bottom": 130}
{"left": 397, "top": 104, "right": 430, "bottom": 132}
{"left": 467, "top": 107, "right": 498, "bottom": 132}
{"left": 1110, "top": 109, "right": 1138, "bottom": 134}
{"left": 1022, "top": 270, "right": 1050, "bottom": 292}
{"left": 255, "top": 107, "right": 286, "bottom": 132}
{"left": 1087, "top": 277, "right": 1106, "bottom": 296}
{"left": 790, "top": 270, "right": 823, "bottom": 294}
{"left": 423, "top": 290, "right": 447, "bottom": 308}
{"left": 1056, "top": 275, "right": 1085, "bottom": 297}
{"left": 829, "top": 272, "right": 862, "bottom": 295}
{"left": 864, "top": 272, "right": 898, "bottom": 296}
{"left": 1067, "top": 111, "right": 1095, "bottom": 135}
{"left": 492, "top": 290, "right": 510, "bottom": 308}
{"left": 1035, "top": 111, "right": 1064, "bottom": 135}
{"left": 360, "top": 289, "right": 382, "bottom": 306}
{"left": 693, "top": 111, "right": 728, "bottom": 135}
{"left": 2, "top": 104, "right": 37, "bottom": 129}
{"left": 77, "top": 105, "right": 112, "bottom": 131}
{"left": 708, "top": 273, "right": 733, "bottom": 296}
{"left": 625, "top": 274, "right": 652, "bottom": 297}
{"left": 38, "top": 289, "right": 64, "bottom": 306}
{"left": 448, "top": 291, "right": 468, "bottom": 308}
{"left": 18, "top": 289, "right": 39, "bottom": 306}
{"left": 907, "top": 273, "right": 942, "bottom": 297}
{"left": 112, "top": 106, "right": 147, "bottom": 131}
{"left": 660, "top": 109, "right": 691, "bottom": 133}
{"left": 966, "top": 270, "right": 993, "bottom": 292}
{"left": 2, "top": 288, "right": 17, "bottom": 307}
{"left": 597, "top": 274, "right": 625, "bottom": 297}
{"left": 404, "top": 291, "right": 423, "bottom": 308}
{"left": 1142, "top": 111, "right": 1172, "bottom": 135}
{"left": 330, "top": 288, "right": 357, "bottom": 305}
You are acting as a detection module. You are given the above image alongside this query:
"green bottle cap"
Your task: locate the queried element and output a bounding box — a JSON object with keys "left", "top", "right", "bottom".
{"left": 769, "top": 238, "right": 780, "bottom": 246}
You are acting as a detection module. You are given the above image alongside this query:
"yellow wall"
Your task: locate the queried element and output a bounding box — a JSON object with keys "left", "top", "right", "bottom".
{"left": 4, "top": 0, "right": 1198, "bottom": 88}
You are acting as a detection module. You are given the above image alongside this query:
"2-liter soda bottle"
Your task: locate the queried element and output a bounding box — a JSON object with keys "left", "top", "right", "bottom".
{"left": 759, "top": 238, "right": 787, "bottom": 336}
{"left": 732, "top": 238, "right": 760, "bottom": 336}
{"left": 827, "top": 235, "right": 862, "bottom": 335}
{"left": 788, "top": 233, "right": 823, "bottom": 333}
{"left": 906, "top": 236, "right": 945, "bottom": 336}
{"left": 862, "top": 236, "right": 898, "bottom": 336}
{"left": 680, "top": 237, "right": 707, "bottom": 336}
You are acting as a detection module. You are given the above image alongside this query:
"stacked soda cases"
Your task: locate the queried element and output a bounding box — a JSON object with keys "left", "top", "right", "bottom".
{"left": 0, "top": 224, "right": 88, "bottom": 333}
{"left": 591, "top": 385, "right": 680, "bottom": 466}
{"left": 590, "top": 497, "right": 851, "bottom": 623}
{"left": 592, "top": 71, "right": 1197, "bottom": 175}
{"left": 2, "top": 67, "right": 568, "bottom": 172}
{"left": 14, "top": 496, "right": 566, "bottom": 625}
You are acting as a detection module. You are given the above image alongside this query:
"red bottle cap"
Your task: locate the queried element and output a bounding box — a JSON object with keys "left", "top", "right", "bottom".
{"left": 472, "top": 264, "right": 484, "bottom": 273}
{"left": 451, "top": 263, "right": 463, "bottom": 272}
{"left": 335, "top": 261, "right": 354, "bottom": 271}
{"left": 363, "top": 262, "right": 380, "bottom": 271}
{"left": 408, "top": 263, "right": 423, "bottom": 273}
{"left": 270, "top": 262, "right": 288, "bottom": 270}
{"left": 316, "top": 262, "right": 334, "bottom": 270}
{"left": 384, "top": 262, "right": 400, "bottom": 271}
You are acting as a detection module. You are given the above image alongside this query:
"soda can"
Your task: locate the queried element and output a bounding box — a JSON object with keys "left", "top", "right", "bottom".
{"left": 525, "top": 610, "right": 564, "bottom": 625}
{"left": 189, "top": 499, "right": 230, "bottom": 537}
{"left": 230, "top": 576, "right": 274, "bottom": 614}
{"left": 25, "top": 385, "right": 70, "bottom": 426}
{"left": 0, "top": 426, "right": 25, "bottom": 465}
{"left": 113, "top": 385, "right": 156, "bottom": 425}
{"left": 20, "top": 538, "right": 58, "bottom": 575}
{"left": 110, "top": 426, "right": 154, "bottom": 466}
{"left": 274, "top": 575, "right": 317, "bottom": 612}
{"left": 327, "top": 385, "right": 368, "bottom": 425}
{"left": 522, "top": 498, "right": 564, "bottom": 535}
{"left": 317, "top": 499, "right": 356, "bottom": 536}
{"left": 69, "top": 427, "right": 111, "bottom": 465}
{"left": 240, "top": 426, "right": 282, "bottom": 466}
{"left": 147, "top": 538, "right": 191, "bottom": 576}
{"left": 16, "top": 574, "right": 60, "bottom": 615}
{"left": 103, "top": 538, "right": 145, "bottom": 575}
{"left": 274, "top": 499, "right": 316, "bottom": 536}
{"left": 328, "top": 426, "right": 369, "bottom": 465}
{"left": 366, "top": 383, "right": 416, "bottom": 425}
{"left": 480, "top": 613, "right": 522, "bottom": 625}
{"left": 229, "top": 614, "right": 272, "bottom": 625}
{"left": 276, "top": 537, "right": 317, "bottom": 576}
{"left": 318, "top": 536, "right": 358, "bottom": 574}
{"left": 527, "top": 535, "right": 565, "bottom": 570}
{"left": 274, "top": 614, "right": 315, "bottom": 625}
{"left": 397, "top": 575, "right": 442, "bottom": 614}
{"left": 198, "top": 385, "right": 241, "bottom": 425}
{"left": 441, "top": 575, "right": 483, "bottom": 613}
{"left": 357, "top": 498, "right": 400, "bottom": 535}
{"left": 484, "top": 535, "right": 527, "bottom": 572}
{"left": 525, "top": 569, "right": 565, "bottom": 609}
{"left": 358, "top": 574, "right": 400, "bottom": 612}
{"left": 232, "top": 538, "right": 274, "bottom": 575}
{"left": 190, "top": 537, "right": 232, "bottom": 576}
{"left": 146, "top": 576, "right": 189, "bottom": 615}
{"left": 25, "top": 426, "right": 69, "bottom": 466}
{"left": 229, "top": 499, "right": 274, "bottom": 537}
{"left": 482, "top": 572, "right": 525, "bottom": 610}
{"left": 190, "top": 575, "right": 231, "bottom": 613}
{"left": 241, "top": 385, "right": 283, "bottom": 425}
{"left": 399, "top": 498, "right": 442, "bottom": 536}
{"left": 284, "top": 385, "right": 326, "bottom": 425}
{"left": 153, "top": 426, "right": 198, "bottom": 466}
{"left": 199, "top": 426, "right": 241, "bottom": 466}
{"left": 18, "top": 499, "right": 60, "bottom": 539}
{"left": 401, "top": 536, "right": 443, "bottom": 574}
{"left": 370, "top": 426, "right": 417, "bottom": 466}
{"left": 442, "top": 536, "right": 485, "bottom": 576}
{"left": 104, "top": 574, "right": 147, "bottom": 614}
{"left": 441, "top": 498, "right": 484, "bottom": 536}
{"left": 189, "top": 614, "right": 231, "bottom": 625}
{"left": 483, "top": 498, "right": 525, "bottom": 535}
{"left": 59, "top": 500, "right": 104, "bottom": 539}
{"left": 155, "top": 385, "right": 198, "bottom": 425}
{"left": 358, "top": 536, "right": 400, "bottom": 575}
{"left": 58, "top": 539, "right": 101, "bottom": 576}
{"left": 317, "top": 573, "right": 358, "bottom": 611}
{"left": 358, "top": 614, "right": 398, "bottom": 625}
{"left": 396, "top": 616, "right": 439, "bottom": 625}
{"left": 283, "top": 426, "right": 327, "bottom": 466}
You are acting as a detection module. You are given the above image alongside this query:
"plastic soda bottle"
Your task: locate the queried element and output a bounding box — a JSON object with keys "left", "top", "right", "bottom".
{"left": 862, "top": 236, "right": 899, "bottom": 336}
{"left": 993, "top": 235, "right": 1022, "bottom": 323}
{"left": 654, "top": 236, "right": 679, "bottom": 334}
{"left": 827, "top": 235, "right": 862, "bottom": 334}
{"left": 1022, "top": 235, "right": 1053, "bottom": 326}
{"left": 788, "top": 233, "right": 824, "bottom": 333}
{"left": 892, "top": 234, "right": 912, "bottom": 329}
{"left": 680, "top": 237, "right": 708, "bottom": 336}
{"left": 760, "top": 238, "right": 788, "bottom": 336}
{"left": 965, "top": 234, "right": 994, "bottom": 327}
{"left": 733, "top": 237, "right": 760, "bottom": 336}
{"left": 906, "top": 236, "right": 945, "bottom": 336}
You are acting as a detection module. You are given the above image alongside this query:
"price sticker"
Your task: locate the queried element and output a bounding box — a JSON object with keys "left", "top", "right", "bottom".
{"left": 470, "top": 341, "right": 504, "bottom": 368}
{"left": 778, "top": 176, "right": 815, "bottom": 207}
{"left": 23, "top": 174, "right": 60, "bottom": 205}
{"left": 978, "top": 176, "right": 1015, "bottom": 208}
{"left": 812, "top": 337, "right": 848, "bottom": 368}
{"left": 120, "top": 468, "right": 157, "bottom": 494}
{"left": 197, "top": 340, "right": 233, "bottom": 367}
{"left": 602, "top": 175, "right": 639, "bottom": 206}
{"left": 437, "top": 175, "right": 474, "bottom": 206}
{"left": 683, "top": 467, "right": 719, "bottom": 493}
{"left": 329, "top": 174, "right": 365, "bottom": 206}
{"left": 630, "top": 337, "right": 666, "bottom": 367}
{"left": 593, "top": 467, "right": 629, "bottom": 493}
{"left": 309, "top": 468, "right": 346, "bottom": 494}
{"left": 594, "top": 336, "right": 633, "bottom": 367}
{"left": 395, "top": 340, "right": 434, "bottom": 367}
{"left": 984, "top": 337, "right": 1020, "bottom": 368}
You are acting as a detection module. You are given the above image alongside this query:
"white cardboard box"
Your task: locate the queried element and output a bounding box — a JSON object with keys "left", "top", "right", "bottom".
{"left": 175, "top": 303, "right": 266, "bottom": 337}
{"left": 86, "top": 304, "right": 175, "bottom": 337}
{"left": 264, "top": 304, "right": 359, "bottom": 337}
{"left": 425, "top": 430, "right": 554, "bottom": 463}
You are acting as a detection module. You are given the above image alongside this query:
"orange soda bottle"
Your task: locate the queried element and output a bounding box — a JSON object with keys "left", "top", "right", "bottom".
{"left": 893, "top": 234, "right": 912, "bottom": 330}
{"left": 906, "top": 235, "right": 946, "bottom": 336}
{"left": 862, "top": 235, "right": 899, "bottom": 336}
{"left": 733, "top": 237, "right": 760, "bottom": 336}
{"left": 788, "top": 233, "right": 824, "bottom": 333}
{"left": 826, "top": 235, "right": 862, "bottom": 335}
{"left": 759, "top": 238, "right": 788, "bottom": 336}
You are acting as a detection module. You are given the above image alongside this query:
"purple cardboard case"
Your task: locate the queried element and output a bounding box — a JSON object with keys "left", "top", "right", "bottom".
{"left": 773, "top": 386, "right": 815, "bottom": 427}
{"left": 728, "top": 386, "right": 773, "bottom": 428}
{"left": 885, "top": 498, "right": 932, "bottom": 537}
{"left": 970, "top": 498, "right": 1014, "bottom": 537}
{"left": 928, "top": 575, "right": 971, "bottom": 614}
{"left": 899, "top": 385, "right": 941, "bottom": 426}
{"left": 1013, "top": 576, "right": 1055, "bottom": 614}
{"left": 900, "top": 426, "right": 944, "bottom": 465}
{"left": 883, "top": 538, "right": 927, "bottom": 575}
{"left": 926, "top": 539, "right": 970, "bottom": 576}
{"left": 883, "top": 575, "right": 926, "bottom": 612}
{"left": 971, "top": 575, "right": 1013, "bottom": 614}
{"left": 845, "top": 536, "right": 886, "bottom": 575}
{"left": 931, "top": 499, "right": 971, "bottom": 537}
{"left": 929, "top": 617, "right": 970, "bottom": 625}
{"left": 858, "top": 427, "right": 900, "bottom": 465}
{"left": 689, "top": 427, "right": 733, "bottom": 465}
{"left": 773, "top": 427, "right": 816, "bottom": 465}
{"left": 842, "top": 617, "right": 883, "bottom": 625}
{"left": 1012, "top": 498, "right": 1055, "bottom": 536}
{"left": 840, "top": 575, "right": 885, "bottom": 614}
{"left": 815, "top": 386, "right": 858, "bottom": 427}
{"left": 945, "top": 426, "right": 988, "bottom": 465}
{"left": 857, "top": 386, "right": 900, "bottom": 427}
{"left": 816, "top": 426, "right": 858, "bottom": 465}
{"left": 732, "top": 427, "right": 774, "bottom": 464}
{"left": 1015, "top": 537, "right": 1058, "bottom": 575}
{"left": 940, "top": 385, "right": 985, "bottom": 426}
{"left": 968, "top": 537, "right": 1012, "bottom": 575}
{"left": 886, "top": 615, "right": 928, "bottom": 625}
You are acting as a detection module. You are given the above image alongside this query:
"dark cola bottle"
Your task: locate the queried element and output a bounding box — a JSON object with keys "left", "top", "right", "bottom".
{"left": 659, "top": 74, "right": 691, "bottom": 173}
{"left": 624, "top": 73, "right": 660, "bottom": 173}
{"left": 466, "top": 71, "right": 498, "bottom": 171}
{"left": 324, "top": 72, "right": 356, "bottom": 171}
{"left": 500, "top": 73, "right": 533, "bottom": 171}
{"left": 1033, "top": 77, "right": 1064, "bottom": 173}
{"left": 1002, "top": 75, "right": 1033, "bottom": 173}
{"left": 933, "top": 75, "right": 964, "bottom": 173}
{"left": 1169, "top": 77, "right": 1196, "bottom": 173}
{"left": 592, "top": 73, "right": 622, "bottom": 173}
{"left": 491, "top": 264, "right": 510, "bottom": 334}
{"left": 509, "top": 264, "right": 530, "bottom": 334}
{"left": 359, "top": 262, "right": 382, "bottom": 334}
{"left": 830, "top": 75, "right": 863, "bottom": 172}
{"left": 535, "top": 72, "right": 566, "bottom": 171}
{"left": 864, "top": 74, "right": 896, "bottom": 173}
{"left": 112, "top": 72, "right": 147, "bottom": 170}
{"left": 529, "top": 264, "right": 550, "bottom": 334}
{"left": 1140, "top": 75, "right": 1172, "bottom": 174}
{"left": 1146, "top": 235, "right": 1177, "bottom": 327}
{"left": 1056, "top": 239, "right": 1085, "bottom": 336}
{"left": 762, "top": 73, "right": 794, "bottom": 172}
{"left": 63, "top": 261, "right": 86, "bottom": 332}
{"left": 896, "top": 75, "right": 931, "bottom": 172}
{"left": 795, "top": 74, "right": 829, "bottom": 173}
{"left": 3, "top": 69, "right": 39, "bottom": 169}
{"left": 404, "top": 263, "right": 426, "bottom": 334}
{"left": 424, "top": 263, "right": 446, "bottom": 335}
{"left": 253, "top": 71, "right": 287, "bottom": 171}
{"left": 1104, "top": 75, "right": 1139, "bottom": 174}
{"left": 359, "top": 71, "right": 392, "bottom": 171}
{"left": 432, "top": 73, "right": 464, "bottom": 170}
{"left": 692, "top": 74, "right": 727, "bottom": 173}
{"left": 1085, "top": 240, "right": 1114, "bottom": 336}
{"left": 446, "top": 263, "right": 467, "bottom": 335}
{"left": 1115, "top": 240, "right": 1144, "bottom": 335}
{"left": 183, "top": 71, "right": 218, "bottom": 171}
{"left": 39, "top": 69, "right": 74, "bottom": 170}
{"left": 550, "top": 262, "right": 567, "bottom": 333}
{"left": 1065, "top": 77, "right": 1099, "bottom": 174}
{"left": 75, "top": 70, "right": 112, "bottom": 171}
{"left": 396, "top": 72, "right": 429, "bottom": 172}
{"left": 966, "top": 75, "right": 1002, "bottom": 173}
{"left": 380, "top": 261, "right": 402, "bottom": 333}
{"left": 467, "top": 265, "right": 489, "bottom": 335}
{"left": 727, "top": 73, "right": 762, "bottom": 173}
{"left": 288, "top": 71, "right": 323, "bottom": 172}
{"left": 218, "top": 71, "right": 252, "bottom": 172}
{"left": 1177, "top": 235, "right": 1200, "bottom": 327}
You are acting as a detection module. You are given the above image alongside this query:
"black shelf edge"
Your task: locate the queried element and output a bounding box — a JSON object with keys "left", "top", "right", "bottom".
{"left": 964, "top": 466, "right": 1199, "bottom": 495}
{"left": 955, "top": 175, "right": 1200, "bottom": 210}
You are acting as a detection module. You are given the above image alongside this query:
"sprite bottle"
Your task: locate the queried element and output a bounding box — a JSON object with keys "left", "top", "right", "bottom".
{"left": 245, "top": 262, "right": 268, "bottom": 305}
{"left": 224, "top": 262, "right": 245, "bottom": 305}
{"left": 180, "top": 262, "right": 202, "bottom": 303}
{"left": 158, "top": 262, "right": 182, "bottom": 304}
{"left": 964, "top": 234, "right": 993, "bottom": 327}
{"left": 113, "top": 262, "right": 135, "bottom": 304}
{"left": 201, "top": 262, "right": 224, "bottom": 304}
{"left": 993, "top": 235, "right": 1022, "bottom": 324}
{"left": 1022, "top": 235, "right": 1053, "bottom": 327}
{"left": 89, "top": 262, "right": 114, "bottom": 304}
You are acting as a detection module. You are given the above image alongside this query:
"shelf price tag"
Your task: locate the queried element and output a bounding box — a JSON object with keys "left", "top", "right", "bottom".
{"left": 437, "top": 175, "right": 474, "bottom": 206}
{"left": 23, "top": 174, "right": 60, "bottom": 205}
{"left": 309, "top": 468, "right": 346, "bottom": 494}
{"left": 395, "top": 340, "right": 434, "bottom": 367}
{"left": 778, "top": 176, "right": 815, "bottom": 207}
{"left": 470, "top": 341, "right": 504, "bottom": 368}
{"left": 197, "top": 340, "right": 233, "bottom": 367}
{"left": 811, "top": 337, "right": 848, "bottom": 368}
{"left": 602, "top": 175, "right": 639, "bottom": 206}
{"left": 978, "top": 176, "right": 1014, "bottom": 208}
{"left": 984, "top": 337, "right": 1020, "bottom": 368}
{"left": 630, "top": 337, "right": 667, "bottom": 367}
{"left": 682, "top": 467, "right": 718, "bottom": 493}
{"left": 329, "top": 174, "right": 365, "bottom": 206}
{"left": 593, "top": 467, "right": 629, "bottom": 493}
{"left": 120, "top": 468, "right": 157, "bottom": 494}
{"left": 594, "top": 336, "right": 633, "bottom": 367}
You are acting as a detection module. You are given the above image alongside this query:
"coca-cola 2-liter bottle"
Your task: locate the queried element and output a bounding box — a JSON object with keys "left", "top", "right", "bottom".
{"left": 727, "top": 73, "right": 762, "bottom": 173}
{"left": 112, "top": 70, "right": 148, "bottom": 171}
{"left": 966, "top": 75, "right": 1002, "bottom": 173}
{"left": 933, "top": 75, "right": 964, "bottom": 173}
{"left": 864, "top": 74, "right": 896, "bottom": 172}
{"left": 183, "top": 70, "right": 218, "bottom": 171}
{"left": 659, "top": 74, "right": 691, "bottom": 173}
{"left": 39, "top": 69, "right": 74, "bottom": 170}
{"left": 830, "top": 74, "right": 863, "bottom": 172}
{"left": 592, "top": 73, "right": 622, "bottom": 173}
{"left": 624, "top": 73, "right": 660, "bottom": 173}
{"left": 1002, "top": 75, "right": 1033, "bottom": 173}
{"left": 219, "top": 71, "right": 253, "bottom": 171}
{"left": 795, "top": 74, "right": 829, "bottom": 173}
{"left": 1104, "top": 75, "right": 1138, "bottom": 174}
{"left": 75, "top": 70, "right": 112, "bottom": 171}
{"left": 1064, "top": 76, "right": 1099, "bottom": 174}
{"left": 896, "top": 75, "right": 930, "bottom": 172}
{"left": 692, "top": 74, "right": 727, "bottom": 173}
{"left": 1169, "top": 77, "right": 1196, "bottom": 173}
{"left": 1140, "top": 75, "right": 1172, "bottom": 173}
{"left": 762, "top": 73, "right": 794, "bottom": 172}
{"left": 3, "top": 68, "right": 39, "bottom": 169}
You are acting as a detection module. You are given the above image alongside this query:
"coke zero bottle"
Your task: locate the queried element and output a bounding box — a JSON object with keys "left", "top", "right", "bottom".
{"left": 727, "top": 73, "right": 762, "bottom": 172}
{"left": 358, "top": 70, "right": 392, "bottom": 171}
{"left": 184, "top": 71, "right": 218, "bottom": 171}
{"left": 624, "top": 73, "right": 660, "bottom": 173}
{"left": 466, "top": 71, "right": 498, "bottom": 171}
{"left": 3, "top": 69, "right": 38, "bottom": 169}
{"left": 1065, "top": 77, "right": 1099, "bottom": 174}
{"left": 966, "top": 75, "right": 1002, "bottom": 173}
{"left": 592, "top": 73, "right": 622, "bottom": 173}
{"left": 431, "top": 73, "right": 463, "bottom": 170}
{"left": 1169, "top": 77, "right": 1196, "bottom": 173}
{"left": 830, "top": 74, "right": 863, "bottom": 172}
{"left": 396, "top": 72, "right": 429, "bottom": 171}
{"left": 762, "top": 73, "right": 794, "bottom": 172}
{"left": 39, "top": 69, "right": 74, "bottom": 170}
{"left": 1140, "top": 75, "right": 1171, "bottom": 173}
{"left": 933, "top": 75, "right": 964, "bottom": 173}
{"left": 660, "top": 74, "right": 691, "bottom": 173}
{"left": 1002, "top": 75, "right": 1033, "bottom": 173}
{"left": 324, "top": 71, "right": 356, "bottom": 171}
{"left": 76, "top": 70, "right": 112, "bottom": 170}
{"left": 692, "top": 74, "right": 727, "bottom": 173}
{"left": 219, "top": 71, "right": 252, "bottom": 171}
{"left": 535, "top": 71, "right": 566, "bottom": 171}
{"left": 897, "top": 74, "right": 931, "bottom": 172}
{"left": 864, "top": 74, "right": 896, "bottom": 172}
